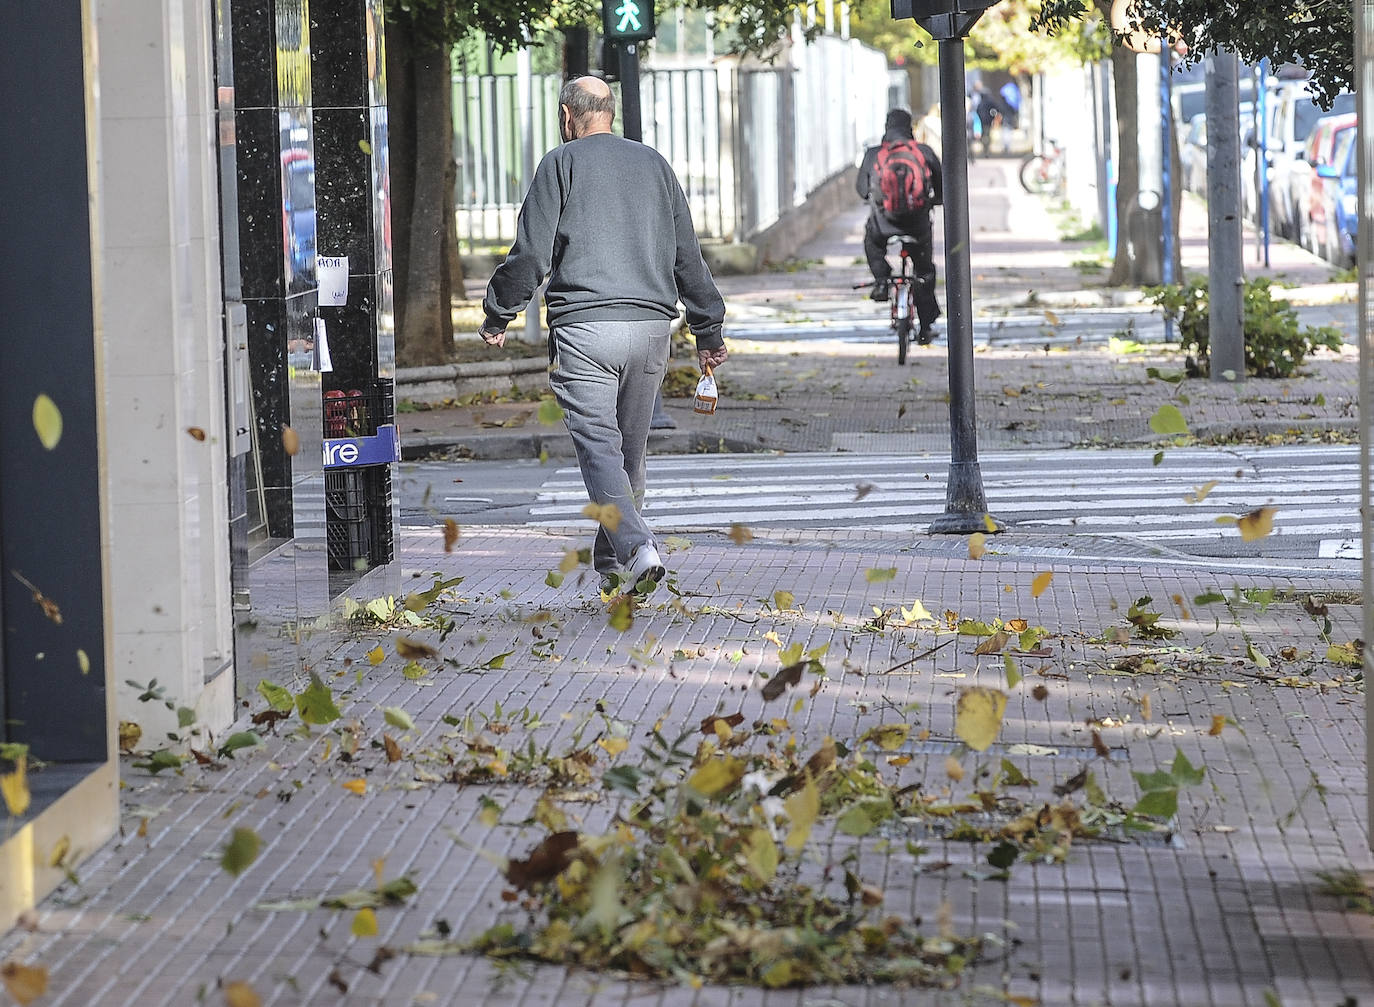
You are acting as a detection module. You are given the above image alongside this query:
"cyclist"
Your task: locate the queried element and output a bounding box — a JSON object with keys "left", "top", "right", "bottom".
{"left": 856, "top": 108, "right": 943, "bottom": 344}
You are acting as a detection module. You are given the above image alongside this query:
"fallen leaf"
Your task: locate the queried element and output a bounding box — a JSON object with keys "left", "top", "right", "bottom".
{"left": 955, "top": 687, "right": 1007, "bottom": 751}
{"left": 32, "top": 395, "right": 62, "bottom": 450}
{"left": 186, "top": 426, "right": 207, "bottom": 441}
{"left": 1148, "top": 403, "right": 1189, "bottom": 436}
{"left": 1237, "top": 506, "right": 1277, "bottom": 542}
{"left": 968, "top": 533, "right": 986, "bottom": 560}
{"left": 0, "top": 761, "right": 29, "bottom": 817}
{"left": 773, "top": 590, "right": 795, "bottom": 610}
{"left": 901, "top": 599, "right": 934, "bottom": 622}
{"left": 537, "top": 399, "right": 565, "bottom": 426}
{"left": 973, "top": 630, "right": 1008, "bottom": 656}
{"left": 396, "top": 637, "right": 438, "bottom": 660}
{"left": 443, "top": 519, "right": 460, "bottom": 552}
{"left": 728, "top": 523, "right": 754, "bottom": 545}
{"left": 118, "top": 720, "right": 142, "bottom": 754}
{"left": 221, "top": 827, "right": 260, "bottom": 876}
{"left": 760, "top": 662, "right": 804, "bottom": 702}
{"left": 865, "top": 566, "right": 897, "bottom": 582}
{"left": 505, "top": 831, "right": 580, "bottom": 890}
{"left": 853, "top": 482, "right": 875, "bottom": 501}
{"left": 783, "top": 774, "right": 820, "bottom": 851}
{"left": 860, "top": 723, "right": 911, "bottom": 751}
{"left": 1185, "top": 480, "right": 1219, "bottom": 504}
{"left": 1208, "top": 715, "right": 1226, "bottom": 736}
{"left": 1092, "top": 730, "right": 1110, "bottom": 758}
{"left": 383, "top": 735, "right": 402, "bottom": 762}
{"left": 367, "top": 646, "right": 385, "bottom": 666}
{"left": 700, "top": 712, "right": 745, "bottom": 735}
{"left": 351, "top": 907, "right": 379, "bottom": 937}
{"left": 944, "top": 755, "right": 965, "bottom": 781}
{"left": 222, "top": 981, "right": 261, "bottom": 1007}
{"left": 982, "top": 513, "right": 998, "bottom": 533}
{"left": 281, "top": 425, "right": 301, "bottom": 456}
{"left": 598, "top": 736, "right": 629, "bottom": 757}
{"left": 342, "top": 779, "right": 367, "bottom": 796}
{"left": 1052, "top": 767, "right": 1088, "bottom": 797}
{"left": 687, "top": 756, "right": 745, "bottom": 797}
{"left": 581, "top": 503, "right": 622, "bottom": 532}
{"left": 1030, "top": 571, "right": 1053, "bottom": 598}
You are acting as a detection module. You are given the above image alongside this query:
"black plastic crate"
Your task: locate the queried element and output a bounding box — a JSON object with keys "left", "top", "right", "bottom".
{"left": 323, "top": 379, "right": 395, "bottom": 439}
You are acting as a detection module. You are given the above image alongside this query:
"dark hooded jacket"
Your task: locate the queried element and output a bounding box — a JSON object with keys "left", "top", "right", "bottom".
{"left": 856, "top": 121, "right": 943, "bottom": 226}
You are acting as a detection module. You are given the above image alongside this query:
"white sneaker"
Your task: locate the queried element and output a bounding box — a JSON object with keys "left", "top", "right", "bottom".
{"left": 626, "top": 542, "right": 666, "bottom": 586}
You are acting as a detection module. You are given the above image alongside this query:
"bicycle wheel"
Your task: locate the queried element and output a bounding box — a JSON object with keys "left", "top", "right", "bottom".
{"left": 896, "top": 316, "right": 910, "bottom": 365}
{"left": 1019, "top": 154, "right": 1055, "bottom": 195}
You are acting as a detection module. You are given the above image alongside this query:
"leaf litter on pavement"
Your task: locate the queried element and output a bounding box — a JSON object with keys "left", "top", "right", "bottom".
{"left": 96, "top": 531, "right": 1364, "bottom": 997}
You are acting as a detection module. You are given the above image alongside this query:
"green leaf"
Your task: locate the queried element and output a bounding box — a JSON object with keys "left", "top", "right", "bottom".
{"left": 537, "top": 399, "right": 565, "bottom": 426}
{"left": 864, "top": 566, "right": 898, "bottom": 583}
{"left": 383, "top": 706, "right": 415, "bottom": 732}
{"left": 1003, "top": 654, "right": 1021, "bottom": 689}
{"left": 1133, "top": 789, "right": 1178, "bottom": 818}
{"left": 1152, "top": 450, "right": 1165, "bottom": 466}
{"left": 379, "top": 876, "right": 419, "bottom": 902}
{"left": 402, "top": 661, "right": 428, "bottom": 680}
{"left": 1148, "top": 403, "right": 1189, "bottom": 436}
{"left": 545, "top": 570, "right": 564, "bottom": 588}
{"left": 1193, "top": 591, "right": 1226, "bottom": 606}
{"left": 1146, "top": 366, "right": 1186, "bottom": 384}
{"left": 217, "top": 731, "right": 263, "bottom": 759}
{"left": 220, "top": 826, "right": 260, "bottom": 876}
{"left": 482, "top": 650, "right": 515, "bottom": 670}
{"left": 1132, "top": 769, "right": 1175, "bottom": 792}
{"left": 987, "top": 839, "right": 1020, "bottom": 870}
{"left": 257, "top": 680, "right": 295, "bottom": 713}
{"left": 176, "top": 706, "right": 196, "bottom": 729}
{"left": 296, "top": 676, "right": 341, "bottom": 725}
{"left": 1170, "top": 750, "right": 1206, "bottom": 787}
{"left": 602, "top": 765, "right": 644, "bottom": 797}
{"left": 133, "top": 749, "right": 183, "bottom": 774}
{"left": 998, "top": 758, "right": 1032, "bottom": 786}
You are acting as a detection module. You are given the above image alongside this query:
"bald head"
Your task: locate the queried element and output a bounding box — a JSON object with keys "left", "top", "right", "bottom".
{"left": 559, "top": 75, "right": 616, "bottom": 140}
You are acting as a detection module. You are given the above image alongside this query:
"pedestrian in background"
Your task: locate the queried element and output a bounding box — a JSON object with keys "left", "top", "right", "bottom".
{"left": 479, "top": 75, "right": 728, "bottom": 593}
{"left": 856, "top": 108, "right": 943, "bottom": 344}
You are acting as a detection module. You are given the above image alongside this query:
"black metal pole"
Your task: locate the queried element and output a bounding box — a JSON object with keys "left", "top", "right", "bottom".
{"left": 619, "top": 43, "right": 642, "bottom": 142}
{"left": 929, "top": 37, "right": 995, "bottom": 534}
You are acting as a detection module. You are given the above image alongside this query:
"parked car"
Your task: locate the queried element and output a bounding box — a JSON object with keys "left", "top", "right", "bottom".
{"left": 1258, "top": 84, "right": 1354, "bottom": 238}
{"left": 1288, "top": 111, "right": 1356, "bottom": 254}
{"left": 1305, "top": 119, "right": 1358, "bottom": 264}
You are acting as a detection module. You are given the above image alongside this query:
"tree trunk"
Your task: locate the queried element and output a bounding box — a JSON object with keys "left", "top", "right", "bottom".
{"left": 1106, "top": 42, "right": 1139, "bottom": 286}
{"left": 386, "top": 10, "right": 458, "bottom": 367}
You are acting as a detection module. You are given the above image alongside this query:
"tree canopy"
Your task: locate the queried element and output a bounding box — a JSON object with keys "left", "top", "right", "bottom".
{"left": 1033, "top": 0, "right": 1354, "bottom": 104}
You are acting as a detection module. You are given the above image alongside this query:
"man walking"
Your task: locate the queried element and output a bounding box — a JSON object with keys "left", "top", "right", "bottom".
{"left": 856, "top": 108, "right": 943, "bottom": 344}
{"left": 480, "top": 75, "right": 728, "bottom": 592}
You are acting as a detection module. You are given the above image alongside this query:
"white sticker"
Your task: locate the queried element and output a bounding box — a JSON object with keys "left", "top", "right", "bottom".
{"left": 317, "top": 255, "right": 348, "bottom": 306}
{"left": 315, "top": 317, "right": 332, "bottom": 372}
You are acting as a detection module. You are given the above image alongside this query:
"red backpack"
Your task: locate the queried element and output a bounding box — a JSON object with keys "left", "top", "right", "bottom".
{"left": 873, "top": 139, "right": 932, "bottom": 215}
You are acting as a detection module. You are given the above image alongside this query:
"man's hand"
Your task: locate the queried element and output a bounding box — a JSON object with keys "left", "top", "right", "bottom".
{"left": 480, "top": 326, "right": 506, "bottom": 348}
{"left": 697, "top": 346, "right": 728, "bottom": 372}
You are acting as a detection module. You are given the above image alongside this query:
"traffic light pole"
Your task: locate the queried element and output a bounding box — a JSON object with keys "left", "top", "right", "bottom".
{"left": 928, "top": 36, "right": 995, "bottom": 534}
{"left": 618, "top": 43, "right": 642, "bottom": 142}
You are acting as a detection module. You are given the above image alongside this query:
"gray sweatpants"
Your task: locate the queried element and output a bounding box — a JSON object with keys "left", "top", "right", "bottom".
{"left": 548, "top": 318, "right": 671, "bottom": 573}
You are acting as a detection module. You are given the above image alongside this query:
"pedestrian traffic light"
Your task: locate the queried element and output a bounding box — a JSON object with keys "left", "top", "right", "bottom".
{"left": 890, "top": 0, "right": 997, "bottom": 39}
{"left": 602, "top": 0, "right": 655, "bottom": 43}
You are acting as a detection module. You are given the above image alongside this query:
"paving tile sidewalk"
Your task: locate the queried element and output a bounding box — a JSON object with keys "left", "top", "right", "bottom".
{"left": 4, "top": 526, "right": 1371, "bottom": 1006}
{"left": 410, "top": 159, "right": 1357, "bottom": 460}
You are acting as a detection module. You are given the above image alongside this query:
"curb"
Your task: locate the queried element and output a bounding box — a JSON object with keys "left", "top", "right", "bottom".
{"left": 978, "top": 281, "right": 1356, "bottom": 313}
{"left": 401, "top": 428, "right": 764, "bottom": 462}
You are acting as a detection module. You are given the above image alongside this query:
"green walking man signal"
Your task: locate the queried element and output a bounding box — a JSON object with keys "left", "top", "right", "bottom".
{"left": 602, "top": 0, "right": 656, "bottom": 42}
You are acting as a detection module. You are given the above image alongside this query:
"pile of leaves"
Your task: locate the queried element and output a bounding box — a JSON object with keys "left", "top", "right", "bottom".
{"left": 466, "top": 718, "right": 984, "bottom": 989}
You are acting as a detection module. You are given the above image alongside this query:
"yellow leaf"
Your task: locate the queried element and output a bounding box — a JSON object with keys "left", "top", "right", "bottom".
{"left": 367, "top": 646, "right": 385, "bottom": 666}
{"left": 900, "top": 599, "right": 934, "bottom": 622}
{"left": 743, "top": 827, "right": 779, "bottom": 883}
{"left": 763, "top": 631, "right": 784, "bottom": 647}
{"left": 1, "top": 963, "right": 48, "bottom": 1005}
{"left": 865, "top": 566, "right": 897, "bottom": 582}
{"left": 783, "top": 773, "right": 820, "bottom": 851}
{"left": 688, "top": 756, "right": 745, "bottom": 797}
{"left": 443, "top": 519, "right": 460, "bottom": 552}
{"left": 1148, "top": 403, "right": 1189, "bottom": 436}
{"left": 860, "top": 723, "right": 911, "bottom": 751}
{"left": 1237, "top": 506, "right": 1277, "bottom": 542}
{"left": 47, "top": 835, "right": 70, "bottom": 869}
{"left": 598, "top": 736, "right": 629, "bottom": 757}
{"left": 773, "top": 590, "right": 795, "bottom": 610}
{"left": 1208, "top": 715, "right": 1226, "bottom": 736}
{"left": 887, "top": 755, "right": 912, "bottom": 767}
{"left": 281, "top": 425, "right": 301, "bottom": 456}
{"left": 341, "top": 778, "right": 367, "bottom": 796}
{"left": 358, "top": 139, "right": 374, "bottom": 155}
{"left": 351, "top": 907, "right": 379, "bottom": 937}
{"left": 76, "top": 648, "right": 90, "bottom": 674}
{"left": 968, "top": 532, "right": 986, "bottom": 560}
{"left": 955, "top": 687, "right": 1008, "bottom": 752}
{"left": 222, "top": 980, "right": 262, "bottom": 1007}
{"left": 1030, "top": 571, "right": 1053, "bottom": 598}
{"left": 1, "top": 760, "right": 30, "bottom": 817}
{"left": 32, "top": 395, "right": 62, "bottom": 450}
{"left": 944, "top": 755, "right": 965, "bottom": 781}
{"left": 558, "top": 549, "right": 580, "bottom": 574}
{"left": 728, "top": 523, "right": 754, "bottom": 545}
{"left": 982, "top": 513, "right": 998, "bottom": 533}
{"left": 581, "top": 502, "right": 622, "bottom": 532}
{"left": 1185, "top": 480, "right": 1219, "bottom": 504}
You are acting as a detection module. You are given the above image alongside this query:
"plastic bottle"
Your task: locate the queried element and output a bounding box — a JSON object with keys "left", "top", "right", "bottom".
{"left": 692, "top": 366, "right": 718, "bottom": 415}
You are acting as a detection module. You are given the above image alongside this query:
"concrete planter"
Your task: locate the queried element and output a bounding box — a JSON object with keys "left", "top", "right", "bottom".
{"left": 397, "top": 353, "right": 548, "bottom": 406}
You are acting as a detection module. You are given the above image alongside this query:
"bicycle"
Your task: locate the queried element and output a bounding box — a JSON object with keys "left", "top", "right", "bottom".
{"left": 1019, "top": 139, "right": 1065, "bottom": 195}
{"left": 856, "top": 235, "right": 929, "bottom": 365}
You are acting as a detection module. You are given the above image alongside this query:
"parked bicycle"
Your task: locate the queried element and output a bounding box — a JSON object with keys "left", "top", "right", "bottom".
{"left": 1019, "top": 140, "right": 1065, "bottom": 195}
{"left": 855, "top": 235, "right": 933, "bottom": 365}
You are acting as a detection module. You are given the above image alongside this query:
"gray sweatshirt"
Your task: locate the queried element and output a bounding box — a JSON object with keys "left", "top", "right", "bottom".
{"left": 482, "top": 132, "right": 725, "bottom": 350}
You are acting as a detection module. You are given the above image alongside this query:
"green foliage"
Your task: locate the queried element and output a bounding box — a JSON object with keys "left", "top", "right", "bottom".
{"left": 1033, "top": 0, "right": 1352, "bottom": 106}
{"left": 1146, "top": 276, "right": 1344, "bottom": 379}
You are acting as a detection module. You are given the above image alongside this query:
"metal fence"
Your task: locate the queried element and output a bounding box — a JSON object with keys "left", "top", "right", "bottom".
{"left": 452, "top": 35, "right": 888, "bottom": 250}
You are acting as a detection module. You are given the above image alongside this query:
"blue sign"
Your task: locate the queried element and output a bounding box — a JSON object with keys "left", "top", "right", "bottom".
{"left": 323, "top": 424, "right": 400, "bottom": 469}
